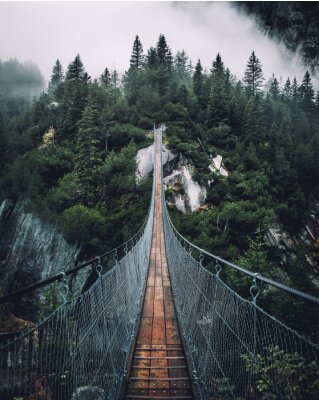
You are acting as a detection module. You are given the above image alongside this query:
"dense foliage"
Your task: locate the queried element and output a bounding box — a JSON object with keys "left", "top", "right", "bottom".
{"left": 121, "top": 35, "right": 318, "bottom": 339}
{"left": 1, "top": 35, "right": 318, "bottom": 339}
{"left": 0, "top": 55, "right": 152, "bottom": 256}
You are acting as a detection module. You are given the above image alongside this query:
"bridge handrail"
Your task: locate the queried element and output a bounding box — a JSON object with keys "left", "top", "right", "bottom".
{"left": 159, "top": 124, "right": 319, "bottom": 306}
{"left": 0, "top": 217, "right": 148, "bottom": 305}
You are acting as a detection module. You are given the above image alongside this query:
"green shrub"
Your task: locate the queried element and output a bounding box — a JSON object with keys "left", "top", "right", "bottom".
{"left": 60, "top": 204, "right": 105, "bottom": 244}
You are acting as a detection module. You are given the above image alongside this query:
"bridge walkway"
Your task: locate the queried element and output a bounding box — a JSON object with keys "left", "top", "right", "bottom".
{"left": 125, "top": 130, "right": 194, "bottom": 399}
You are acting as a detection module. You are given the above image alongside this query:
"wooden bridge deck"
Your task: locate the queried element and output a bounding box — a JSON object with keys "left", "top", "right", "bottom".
{"left": 125, "top": 131, "right": 194, "bottom": 400}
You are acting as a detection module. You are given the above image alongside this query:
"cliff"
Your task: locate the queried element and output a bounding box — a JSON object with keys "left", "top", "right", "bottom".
{"left": 0, "top": 199, "right": 83, "bottom": 323}
{"left": 236, "top": 1, "right": 319, "bottom": 75}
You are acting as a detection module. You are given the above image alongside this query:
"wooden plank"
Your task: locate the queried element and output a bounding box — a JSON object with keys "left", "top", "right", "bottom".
{"left": 125, "top": 130, "right": 193, "bottom": 399}
{"left": 136, "top": 318, "right": 153, "bottom": 344}
{"left": 134, "top": 357, "right": 185, "bottom": 360}
{"left": 126, "top": 396, "right": 192, "bottom": 399}
{"left": 130, "top": 377, "right": 189, "bottom": 382}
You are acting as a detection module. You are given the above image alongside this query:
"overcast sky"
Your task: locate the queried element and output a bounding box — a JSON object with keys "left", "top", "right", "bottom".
{"left": 0, "top": 1, "right": 308, "bottom": 86}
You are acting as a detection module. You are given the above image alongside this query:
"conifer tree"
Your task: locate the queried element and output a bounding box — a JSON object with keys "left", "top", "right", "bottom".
{"left": 244, "top": 95, "right": 264, "bottom": 145}
{"left": 66, "top": 54, "right": 85, "bottom": 82}
{"left": 111, "top": 71, "right": 119, "bottom": 88}
{"left": 130, "top": 35, "right": 144, "bottom": 69}
{"left": 193, "top": 60, "right": 204, "bottom": 104}
{"left": 292, "top": 77, "right": 299, "bottom": 102}
{"left": 269, "top": 77, "right": 280, "bottom": 100}
{"left": 174, "top": 50, "right": 192, "bottom": 86}
{"left": 63, "top": 54, "right": 88, "bottom": 135}
{"left": 146, "top": 47, "right": 158, "bottom": 69}
{"left": 299, "top": 70, "right": 315, "bottom": 111}
{"left": 49, "top": 60, "right": 64, "bottom": 92}
{"left": 244, "top": 51, "right": 264, "bottom": 97}
{"left": 283, "top": 77, "right": 292, "bottom": 101}
{"left": 211, "top": 53, "right": 224, "bottom": 78}
{"left": 156, "top": 34, "right": 173, "bottom": 68}
{"left": 152, "top": 34, "right": 173, "bottom": 96}
{"left": 208, "top": 53, "right": 229, "bottom": 125}
{"left": 100, "top": 67, "right": 111, "bottom": 86}
{"left": 75, "top": 96, "right": 102, "bottom": 204}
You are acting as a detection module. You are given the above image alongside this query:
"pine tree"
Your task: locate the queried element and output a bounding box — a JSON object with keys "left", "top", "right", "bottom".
{"left": 156, "top": 34, "right": 173, "bottom": 68}
{"left": 63, "top": 54, "right": 88, "bottom": 135}
{"left": 75, "top": 96, "right": 102, "bottom": 204}
{"left": 283, "top": 77, "right": 292, "bottom": 101}
{"left": 66, "top": 54, "right": 85, "bottom": 82}
{"left": 193, "top": 60, "right": 204, "bottom": 103}
{"left": 269, "top": 77, "right": 280, "bottom": 100}
{"left": 130, "top": 35, "right": 144, "bottom": 69}
{"left": 299, "top": 70, "right": 315, "bottom": 111}
{"left": 100, "top": 67, "right": 111, "bottom": 86}
{"left": 49, "top": 60, "right": 64, "bottom": 90}
{"left": 244, "top": 96, "right": 264, "bottom": 145}
{"left": 210, "top": 53, "right": 224, "bottom": 78}
{"left": 146, "top": 47, "right": 158, "bottom": 69}
{"left": 48, "top": 59, "right": 64, "bottom": 100}
{"left": 292, "top": 77, "right": 299, "bottom": 102}
{"left": 111, "top": 71, "right": 119, "bottom": 88}
{"left": 244, "top": 51, "right": 264, "bottom": 97}
{"left": 208, "top": 53, "right": 229, "bottom": 125}
{"left": 174, "top": 50, "right": 192, "bottom": 86}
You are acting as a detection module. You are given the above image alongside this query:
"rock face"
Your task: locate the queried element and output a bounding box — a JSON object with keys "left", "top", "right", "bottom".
{"left": 209, "top": 155, "right": 229, "bottom": 177}
{"left": 164, "top": 166, "right": 207, "bottom": 213}
{"left": 137, "top": 143, "right": 208, "bottom": 213}
{"left": 237, "top": 2, "right": 319, "bottom": 74}
{"left": 0, "top": 199, "right": 83, "bottom": 319}
{"left": 136, "top": 143, "right": 177, "bottom": 180}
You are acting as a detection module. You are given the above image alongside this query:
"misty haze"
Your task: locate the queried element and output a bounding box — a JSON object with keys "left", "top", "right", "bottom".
{"left": 0, "top": 2, "right": 312, "bottom": 83}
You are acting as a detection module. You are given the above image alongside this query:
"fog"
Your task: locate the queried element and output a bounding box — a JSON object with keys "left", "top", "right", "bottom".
{"left": 0, "top": 1, "right": 309, "bottom": 86}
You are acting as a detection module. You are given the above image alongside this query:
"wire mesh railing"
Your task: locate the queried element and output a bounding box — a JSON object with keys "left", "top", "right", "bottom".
{"left": 159, "top": 125, "right": 319, "bottom": 400}
{"left": 0, "top": 132, "right": 157, "bottom": 400}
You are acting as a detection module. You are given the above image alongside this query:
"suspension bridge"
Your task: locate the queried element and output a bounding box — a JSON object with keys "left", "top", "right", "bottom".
{"left": 0, "top": 126, "right": 319, "bottom": 400}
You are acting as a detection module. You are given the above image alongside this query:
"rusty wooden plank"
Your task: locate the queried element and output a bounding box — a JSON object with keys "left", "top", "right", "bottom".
{"left": 151, "top": 317, "right": 166, "bottom": 345}
{"left": 166, "top": 319, "right": 182, "bottom": 346}
{"left": 126, "top": 396, "right": 192, "bottom": 399}
{"left": 154, "top": 286, "right": 164, "bottom": 300}
{"left": 133, "top": 357, "right": 184, "bottom": 360}
{"left": 155, "top": 275, "right": 163, "bottom": 287}
{"left": 145, "top": 286, "right": 155, "bottom": 301}
{"left": 147, "top": 274, "right": 155, "bottom": 287}
{"left": 142, "top": 301, "right": 155, "bottom": 318}
{"left": 137, "top": 318, "right": 153, "bottom": 344}
{"left": 130, "top": 377, "right": 189, "bottom": 382}
{"left": 132, "top": 366, "right": 187, "bottom": 370}
{"left": 125, "top": 130, "right": 193, "bottom": 399}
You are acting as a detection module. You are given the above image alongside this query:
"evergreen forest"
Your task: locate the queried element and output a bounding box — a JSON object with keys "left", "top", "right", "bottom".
{"left": 0, "top": 34, "right": 319, "bottom": 340}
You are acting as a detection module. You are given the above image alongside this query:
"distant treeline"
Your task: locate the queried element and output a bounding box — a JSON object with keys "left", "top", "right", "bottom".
{"left": 0, "top": 59, "right": 44, "bottom": 116}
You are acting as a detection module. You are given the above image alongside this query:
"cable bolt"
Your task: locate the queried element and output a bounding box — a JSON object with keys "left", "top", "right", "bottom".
{"left": 215, "top": 260, "right": 222, "bottom": 277}
{"left": 58, "top": 272, "right": 69, "bottom": 304}
{"left": 250, "top": 273, "right": 261, "bottom": 304}
{"left": 95, "top": 257, "right": 102, "bottom": 277}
